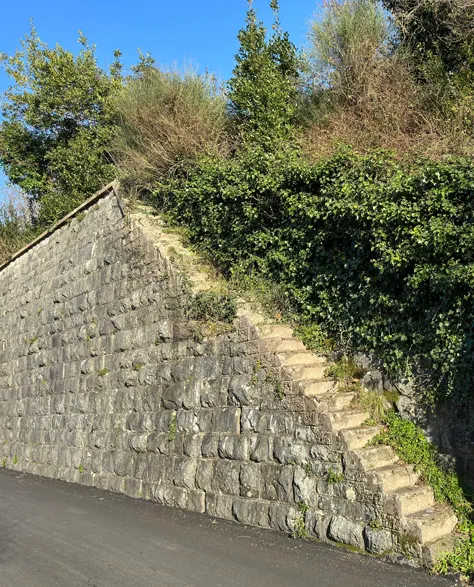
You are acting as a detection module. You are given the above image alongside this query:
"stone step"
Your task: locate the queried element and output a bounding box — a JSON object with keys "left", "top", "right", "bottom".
{"left": 278, "top": 352, "right": 327, "bottom": 367}
{"left": 373, "top": 464, "right": 419, "bottom": 492}
{"left": 405, "top": 505, "right": 457, "bottom": 545}
{"left": 256, "top": 325, "right": 294, "bottom": 340}
{"left": 265, "top": 339, "right": 308, "bottom": 354}
{"left": 351, "top": 446, "right": 397, "bottom": 471}
{"left": 327, "top": 409, "right": 369, "bottom": 431}
{"left": 392, "top": 485, "right": 435, "bottom": 517}
{"left": 313, "top": 391, "right": 357, "bottom": 412}
{"left": 339, "top": 426, "right": 382, "bottom": 450}
{"left": 423, "top": 535, "right": 461, "bottom": 568}
{"left": 285, "top": 364, "right": 328, "bottom": 381}
{"left": 300, "top": 380, "right": 336, "bottom": 396}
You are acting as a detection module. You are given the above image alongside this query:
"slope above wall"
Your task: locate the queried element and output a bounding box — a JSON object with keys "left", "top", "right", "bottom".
{"left": 0, "top": 184, "right": 459, "bottom": 569}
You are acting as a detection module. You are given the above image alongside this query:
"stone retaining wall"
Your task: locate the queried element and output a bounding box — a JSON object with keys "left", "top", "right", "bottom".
{"left": 0, "top": 190, "right": 443, "bottom": 564}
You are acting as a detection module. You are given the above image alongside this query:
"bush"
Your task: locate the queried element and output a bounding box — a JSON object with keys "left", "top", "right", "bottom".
{"left": 308, "top": 0, "right": 389, "bottom": 105}
{"left": 113, "top": 67, "right": 228, "bottom": 195}
{"left": 227, "top": 0, "right": 300, "bottom": 151}
{"left": 0, "top": 188, "right": 37, "bottom": 265}
{"left": 153, "top": 149, "right": 474, "bottom": 401}
{"left": 302, "top": 0, "right": 474, "bottom": 159}
{"left": 188, "top": 292, "right": 237, "bottom": 324}
{"left": 373, "top": 410, "right": 474, "bottom": 579}
{"left": 0, "top": 26, "right": 119, "bottom": 225}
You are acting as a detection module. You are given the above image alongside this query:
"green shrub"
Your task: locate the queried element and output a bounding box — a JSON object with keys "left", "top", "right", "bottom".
{"left": 228, "top": 0, "right": 300, "bottom": 151}
{"left": 373, "top": 411, "right": 472, "bottom": 521}
{"left": 373, "top": 410, "right": 474, "bottom": 579}
{"left": 294, "top": 323, "right": 334, "bottom": 354}
{"left": 188, "top": 291, "right": 237, "bottom": 324}
{"left": 153, "top": 149, "right": 474, "bottom": 402}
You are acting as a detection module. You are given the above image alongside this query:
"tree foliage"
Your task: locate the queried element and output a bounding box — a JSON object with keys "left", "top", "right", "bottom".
{"left": 382, "top": 0, "right": 474, "bottom": 75}
{"left": 227, "top": 0, "right": 300, "bottom": 150}
{"left": 0, "top": 25, "right": 121, "bottom": 225}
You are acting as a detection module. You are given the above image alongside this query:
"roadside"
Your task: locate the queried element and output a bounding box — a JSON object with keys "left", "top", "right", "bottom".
{"left": 0, "top": 469, "right": 457, "bottom": 587}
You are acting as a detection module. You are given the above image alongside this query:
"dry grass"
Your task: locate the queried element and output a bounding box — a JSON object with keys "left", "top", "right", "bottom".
{"left": 0, "top": 187, "right": 36, "bottom": 265}
{"left": 302, "top": 56, "right": 474, "bottom": 160}
{"left": 112, "top": 67, "right": 229, "bottom": 196}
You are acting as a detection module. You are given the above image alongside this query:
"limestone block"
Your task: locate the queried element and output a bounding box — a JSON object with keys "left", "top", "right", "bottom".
{"left": 328, "top": 516, "right": 365, "bottom": 549}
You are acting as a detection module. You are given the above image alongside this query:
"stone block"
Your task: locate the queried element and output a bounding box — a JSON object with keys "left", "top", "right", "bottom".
{"left": 240, "top": 462, "right": 262, "bottom": 499}
{"left": 261, "top": 463, "right": 294, "bottom": 502}
{"left": 173, "top": 457, "right": 198, "bottom": 489}
{"left": 328, "top": 516, "right": 365, "bottom": 549}
{"left": 273, "top": 437, "right": 309, "bottom": 465}
{"left": 206, "top": 492, "right": 234, "bottom": 520}
{"left": 232, "top": 497, "right": 269, "bottom": 528}
{"left": 363, "top": 526, "right": 393, "bottom": 554}
{"left": 212, "top": 460, "right": 241, "bottom": 495}
{"left": 268, "top": 503, "right": 298, "bottom": 533}
{"left": 218, "top": 434, "right": 249, "bottom": 461}
{"left": 249, "top": 435, "right": 273, "bottom": 463}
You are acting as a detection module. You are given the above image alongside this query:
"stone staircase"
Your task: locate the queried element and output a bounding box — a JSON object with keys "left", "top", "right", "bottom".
{"left": 133, "top": 203, "right": 459, "bottom": 566}
{"left": 255, "top": 323, "right": 459, "bottom": 564}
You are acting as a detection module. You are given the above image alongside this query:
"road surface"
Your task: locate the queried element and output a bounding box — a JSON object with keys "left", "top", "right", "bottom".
{"left": 0, "top": 469, "right": 457, "bottom": 586}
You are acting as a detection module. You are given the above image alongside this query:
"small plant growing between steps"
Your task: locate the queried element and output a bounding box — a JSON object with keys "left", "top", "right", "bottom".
{"left": 188, "top": 291, "right": 237, "bottom": 324}
{"left": 355, "top": 390, "right": 387, "bottom": 424}
{"left": 371, "top": 409, "right": 474, "bottom": 579}
{"left": 325, "top": 356, "right": 366, "bottom": 383}
{"left": 168, "top": 412, "right": 177, "bottom": 441}
{"left": 327, "top": 468, "right": 345, "bottom": 484}
{"left": 292, "top": 501, "right": 309, "bottom": 539}
{"left": 294, "top": 323, "right": 334, "bottom": 354}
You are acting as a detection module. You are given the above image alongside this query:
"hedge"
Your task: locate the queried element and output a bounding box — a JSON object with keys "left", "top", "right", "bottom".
{"left": 152, "top": 149, "right": 474, "bottom": 400}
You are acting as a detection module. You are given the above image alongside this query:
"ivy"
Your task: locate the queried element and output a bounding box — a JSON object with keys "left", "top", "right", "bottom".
{"left": 153, "top": 149, "right": 474, "bottom": 403}
{"left": 373, "top": 411, "right": 474, "bottom": 580}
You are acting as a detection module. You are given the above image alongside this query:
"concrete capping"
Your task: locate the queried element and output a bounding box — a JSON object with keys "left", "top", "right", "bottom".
{"left": 0, "top": 181, "right": 122, "bottom": 274}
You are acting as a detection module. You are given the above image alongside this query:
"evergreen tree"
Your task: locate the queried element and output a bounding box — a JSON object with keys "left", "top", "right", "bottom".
{"left": 227, "top": 0, "right": 300, "bottom": 151}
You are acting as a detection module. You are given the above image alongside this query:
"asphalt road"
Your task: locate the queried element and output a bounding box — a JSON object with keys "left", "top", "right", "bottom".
{"left": 0, "top": 469, "right": 458, "bottom": 587}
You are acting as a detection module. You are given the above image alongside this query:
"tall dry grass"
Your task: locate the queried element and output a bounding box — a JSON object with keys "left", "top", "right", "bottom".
{"left": 0, "top": 186, "right": 36, "bottom": 265}
{"left": 303, "top": 0, "right": 474, "bottom": 159}
{"left": 112, "top": 67, "right": 229, "bottom": 196}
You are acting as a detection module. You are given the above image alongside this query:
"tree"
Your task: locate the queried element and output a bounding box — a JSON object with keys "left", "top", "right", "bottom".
{"left": 227, "top": 0, "right": 300, "bottom": 151}
{"left": 0, "top": 25, "right": 122, "bottom": 225}
{"left": 308, "top": 0, "right": 390, "bottom": 104}
{"left": 382, "top": 0, "right": 474, "bottom": 75}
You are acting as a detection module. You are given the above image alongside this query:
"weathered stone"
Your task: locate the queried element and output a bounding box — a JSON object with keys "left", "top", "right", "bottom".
{"left": 361, "top": 370, "right": 384, "bottom": 393}
{"left": 249, "top": 435, "right": 273, "bottom": 463}
{"left": 212, "top": 460, "right": 241, "bottom": 495}
{"left": 206, "top": 492, "right": 233, "bottom": 520}
{"left": 232, "top": 497, "right": 269, "bottom": 527}
{"left": 218, "top": 434, "right": 249, "bottom": 461}
{"left": 240, "top": 462, "right": 262, "bottom": 498}
{"left": 364, "top": 526, "right": 393, "bottom": 554}
{"left": 0, "top": 190, "right": 444, "bottom": 570}
{"left": 328, "top": 516, "right": 365, "bottom": 549}
{"left": 268, "top": 503, "right": 298, "bottom": 533}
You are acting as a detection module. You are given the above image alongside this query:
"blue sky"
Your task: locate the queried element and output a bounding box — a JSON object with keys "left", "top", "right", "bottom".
{"left": 0, "top": 0, "right": 322, "bottom": 200}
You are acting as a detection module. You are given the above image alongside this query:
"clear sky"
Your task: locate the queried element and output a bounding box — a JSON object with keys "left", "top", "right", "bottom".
{"left": 0, "top": 0, "right": 322, "bottom": 199}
